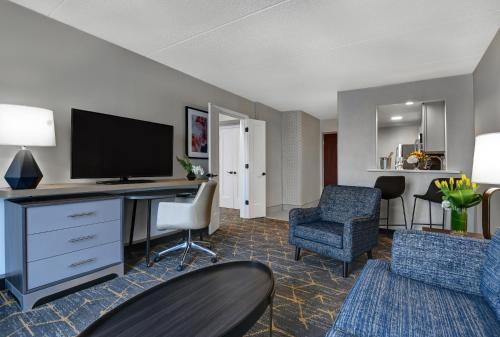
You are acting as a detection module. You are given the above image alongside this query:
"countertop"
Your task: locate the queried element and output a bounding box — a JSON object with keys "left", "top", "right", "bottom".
{"left": 367, "top": 169, "right": 461, "bottom": 174}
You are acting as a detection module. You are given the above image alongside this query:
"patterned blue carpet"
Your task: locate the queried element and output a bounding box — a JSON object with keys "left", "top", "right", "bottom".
{"left": 0, "top": 209, "right": 391, "bottom": 337}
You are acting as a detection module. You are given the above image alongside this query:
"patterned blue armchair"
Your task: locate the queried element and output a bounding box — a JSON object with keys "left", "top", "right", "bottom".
{"left": 326, "top": 230, "right": 500, "bottom": 337}
{"left": 289, "top": 185, "right": 381, "bottom": 277}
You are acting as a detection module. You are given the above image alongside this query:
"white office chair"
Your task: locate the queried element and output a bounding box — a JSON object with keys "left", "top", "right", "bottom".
{"left": 153, "top": 181, "right": 218, "bottom": 271}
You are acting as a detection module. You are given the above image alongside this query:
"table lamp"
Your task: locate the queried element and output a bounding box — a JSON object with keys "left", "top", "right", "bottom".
{"left": 0, "top": 104, "right": 56, "bottom": 189}
{"left": 472, "top": 132, "right": 500, "bottom": 239}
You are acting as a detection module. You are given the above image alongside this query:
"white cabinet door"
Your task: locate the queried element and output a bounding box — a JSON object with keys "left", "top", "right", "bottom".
{"left": 240, "top": 119, "right": 266, "bottom": 218}
{"left": 219, "top": 126, "right": 240, "bottom": 209}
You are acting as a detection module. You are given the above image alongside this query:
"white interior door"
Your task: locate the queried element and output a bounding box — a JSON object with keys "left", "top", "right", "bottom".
{"left": 219, "top": 125, "right": 240, "bottom": 209}
{"left": 207, "top": 103, "right": 220, "bottom": 234}
{"left": 240, "top": 119, "right": 266, "bottom": 218}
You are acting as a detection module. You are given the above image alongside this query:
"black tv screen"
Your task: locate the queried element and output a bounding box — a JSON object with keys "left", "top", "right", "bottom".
{"left": 71, "top": 109, "right": 173, "bottom": 179}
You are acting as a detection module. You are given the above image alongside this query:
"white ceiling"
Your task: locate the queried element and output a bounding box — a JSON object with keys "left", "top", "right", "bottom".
{"left": 10, "top": 0, "right": 500, "bottom": 120}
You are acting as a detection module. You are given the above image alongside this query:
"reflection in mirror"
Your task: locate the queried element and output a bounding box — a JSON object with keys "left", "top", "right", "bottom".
{"left": 376, "top": 100, "right": 446, "bottom": 170}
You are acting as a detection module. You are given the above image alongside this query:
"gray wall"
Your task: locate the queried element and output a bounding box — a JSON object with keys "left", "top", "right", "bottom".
{"left": 0, "top": 1, "right": 283, "bottom": 275}
{"left": 282, "top": 110, "right": 321, "bottom": 208}
{"left": 338, "top": 74, "right": 475, "bottom": 230}
{"left": 282, "top": 111, "right": 302, "bottom": 206}
{"left": 301, "top": 112, "right": 321, "bottom": 205}
{"left": 473, "top": 29, "right": 500, "bottom": 234}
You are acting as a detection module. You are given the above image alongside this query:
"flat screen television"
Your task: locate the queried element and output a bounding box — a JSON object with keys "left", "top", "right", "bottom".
{"left": 71, "top": 109, "right": 173, "bottom": 183}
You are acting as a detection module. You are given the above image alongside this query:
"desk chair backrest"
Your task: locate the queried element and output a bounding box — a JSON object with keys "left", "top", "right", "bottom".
{"left": 192, "top": 180, "right": 218, "bottom": 227}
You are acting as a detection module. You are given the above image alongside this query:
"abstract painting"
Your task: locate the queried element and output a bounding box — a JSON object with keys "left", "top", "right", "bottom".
{"left": 186, "top": 106, "right": 208, "bottom": 158}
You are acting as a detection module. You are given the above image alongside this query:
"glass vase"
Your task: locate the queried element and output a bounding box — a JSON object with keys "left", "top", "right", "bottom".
{"left": 451, "top": 208, "right": 467, "bottom": 234}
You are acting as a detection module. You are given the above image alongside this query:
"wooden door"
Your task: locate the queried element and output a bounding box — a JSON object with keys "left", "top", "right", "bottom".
{"left": 323, "top": 133, "right": 337, "bottom": 186}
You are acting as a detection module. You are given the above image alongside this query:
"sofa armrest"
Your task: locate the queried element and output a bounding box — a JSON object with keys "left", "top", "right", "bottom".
{"left": 289, "top": 207, "right": 321, "bottom": 227}
{"left": 391, "top": 230, "right": 489, "bottom": 295}
{"left": 343, "top": 216, "right": 379, "bottom": 260}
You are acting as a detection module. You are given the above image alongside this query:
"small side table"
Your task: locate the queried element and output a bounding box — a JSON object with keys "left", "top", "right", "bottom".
{"left": 422, "top": 227, "right": 485, "bottom": 239}
{"left": 120, "top": 189, "right": 197, "bottom": 267}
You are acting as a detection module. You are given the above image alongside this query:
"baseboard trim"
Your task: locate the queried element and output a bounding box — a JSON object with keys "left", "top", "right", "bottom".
{"left": 266, "top": 205, "right": 283, "bottom": 213}
{"left": 282, "top": 200, "right": 319, "bottom": 212}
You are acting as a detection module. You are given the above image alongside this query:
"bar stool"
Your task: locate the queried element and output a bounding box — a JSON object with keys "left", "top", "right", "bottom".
{"left": 410, "top": 178, "right": 445, "bottom": 229}
{"left": 374, "top": 176, "right": 407, "bottom": 229}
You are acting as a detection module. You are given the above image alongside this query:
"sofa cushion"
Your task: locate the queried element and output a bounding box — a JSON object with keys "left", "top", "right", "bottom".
{"left": 294, "top": 221, "right": 343, "bottom": 248}
{"left": 391, "top": 230, "right": 489, "bottom": 296}
{"left": 333, "top": 260, "right": 499, "bottom": 337}
{"left": 481, "top": 230, "right": 500, "bottom": 320}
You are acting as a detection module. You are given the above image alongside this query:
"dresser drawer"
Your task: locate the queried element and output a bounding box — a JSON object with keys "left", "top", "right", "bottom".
{"left": 27, "top": 220, "right": 121, "bottom": 262}
{"left": 27, "top": 241, "right": 122, "bottom": 290}
{"left": 27, "top": 199, "right": 121, "bottom": 234}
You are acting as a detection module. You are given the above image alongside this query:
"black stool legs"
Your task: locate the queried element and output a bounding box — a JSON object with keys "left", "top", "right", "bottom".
{"left": 410, "top": 198, "right": 445, "bottom": 229}
{"left": 401, "top": 196, "right": 407, "bottom": 228}
{"left": 381, "top": 197, "right": 407, "bottom": 229}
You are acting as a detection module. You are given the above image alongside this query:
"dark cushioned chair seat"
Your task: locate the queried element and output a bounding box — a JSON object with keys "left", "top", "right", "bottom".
{"left": 329, "top": 260, "right": 500, "bottom": 337}
{"left": 295, "top": 221, "right": 344, "bottom": 248}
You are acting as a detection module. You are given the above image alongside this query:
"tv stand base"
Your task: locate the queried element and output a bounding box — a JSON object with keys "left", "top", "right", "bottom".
{"left": 96, "top": 178, "right": 155, "bottom": 185}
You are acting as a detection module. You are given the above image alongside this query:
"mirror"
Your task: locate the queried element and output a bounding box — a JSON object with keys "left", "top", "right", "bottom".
{"left": 376, "top": 100, "right": 446, "bottom": 170}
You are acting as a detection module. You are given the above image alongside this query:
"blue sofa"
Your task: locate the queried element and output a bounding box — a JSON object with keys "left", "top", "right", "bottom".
{"left": 326, "top": 230, "right": 500, "bottom": 337}
{"left": 289, "top": 185, "right": 381, "bottom": 277}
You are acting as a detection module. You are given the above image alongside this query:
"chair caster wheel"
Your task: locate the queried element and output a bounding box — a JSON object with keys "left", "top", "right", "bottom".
{"left": 211, "top": 257, "right": 218, "bottom": 263}
{"left": 176, "top": 265, "right": 185, "bottom": 271}
{"left": 153, "top": 254, "right": 161, "bottom": 263}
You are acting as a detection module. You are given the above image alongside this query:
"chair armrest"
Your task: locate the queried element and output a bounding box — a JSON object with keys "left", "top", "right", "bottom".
{"left": 342, "top": 216, "right": 379, "bottom": 260}
{"left": 289, "top": 207, "right": 321, "bottom": 227}
{"left": 391, "top": 230, "right": 489, "bottom": 295}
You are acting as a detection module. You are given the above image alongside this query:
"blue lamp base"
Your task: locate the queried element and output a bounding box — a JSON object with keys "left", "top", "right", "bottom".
{"left": 4, "top": 149, "right": 43, "bottom": 190}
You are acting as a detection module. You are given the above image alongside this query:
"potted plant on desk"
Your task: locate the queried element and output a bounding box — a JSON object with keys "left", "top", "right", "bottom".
{"left": 177, "top": 156, "right": 205, "bottom": 181}
{"left": 435, "top": 175, "right": 482, "bottom": 234}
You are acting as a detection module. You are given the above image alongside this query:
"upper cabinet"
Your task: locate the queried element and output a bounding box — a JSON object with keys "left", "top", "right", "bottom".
{"left": 422, "top": 101, "right": 445, "bottom": 152}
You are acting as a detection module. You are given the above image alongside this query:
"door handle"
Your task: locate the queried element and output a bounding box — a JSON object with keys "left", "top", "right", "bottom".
{"left": 262, "top": 172, "right": 266, "bottom": 176}
{"left": 68, "top": 211, "right": 96, "bottom": 218}
{"left": 227, "top": 171, "right": 233, "bottom": 174}
{"left": 206, "top": 173, "right": 218, "bottom": 178}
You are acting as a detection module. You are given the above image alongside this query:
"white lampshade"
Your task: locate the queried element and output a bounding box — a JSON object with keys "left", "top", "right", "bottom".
{"left": 0, "top": 104, "right": 56, "bottom": 146}
{"left": 472, "top": 132, "right": 500, "bottom": 184}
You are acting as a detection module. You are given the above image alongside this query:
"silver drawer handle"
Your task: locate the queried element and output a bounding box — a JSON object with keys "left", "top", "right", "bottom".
{"left": 68, "top": 211, "right": 96, "bottom": 218}
{"left": 69, "top": 258, "right": 96, "bottom": 268}
{"left": 68, "top": 234, "right": 96, "bottom": 243}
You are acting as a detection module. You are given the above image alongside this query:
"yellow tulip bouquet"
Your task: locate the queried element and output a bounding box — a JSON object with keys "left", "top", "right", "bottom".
{"left": 434, "top": 175, "right": 482, "bottom": 233}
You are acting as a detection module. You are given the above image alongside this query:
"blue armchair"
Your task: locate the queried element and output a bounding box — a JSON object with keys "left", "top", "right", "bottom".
{"left": 289, "top": 185, "right": 382, "bottom": 277}
{"left": 326, "top": 230, "right": 500, "bottom": 337}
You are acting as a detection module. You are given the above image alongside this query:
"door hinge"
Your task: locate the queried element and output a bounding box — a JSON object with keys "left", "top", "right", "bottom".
{"left": 245, "top": 164, "right": 249, "bottom": 169}
{"left": 245, "top": 127, "right": 249, "bottom": 132}
{"left": 245, "top": 200, "right": 249, "bottom": 205}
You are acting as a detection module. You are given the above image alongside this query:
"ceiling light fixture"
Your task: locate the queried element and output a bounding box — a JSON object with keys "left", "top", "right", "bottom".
{"left": 405, "top": 101, "right": 414, "bottom": 105}
{"left": 391, "top": 116, "right": 403, "bottom": 121}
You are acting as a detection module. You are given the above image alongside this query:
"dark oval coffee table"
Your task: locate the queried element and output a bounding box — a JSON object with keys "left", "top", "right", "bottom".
{"left": 79, "top": 261, "right": 275, "bottom": 337}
